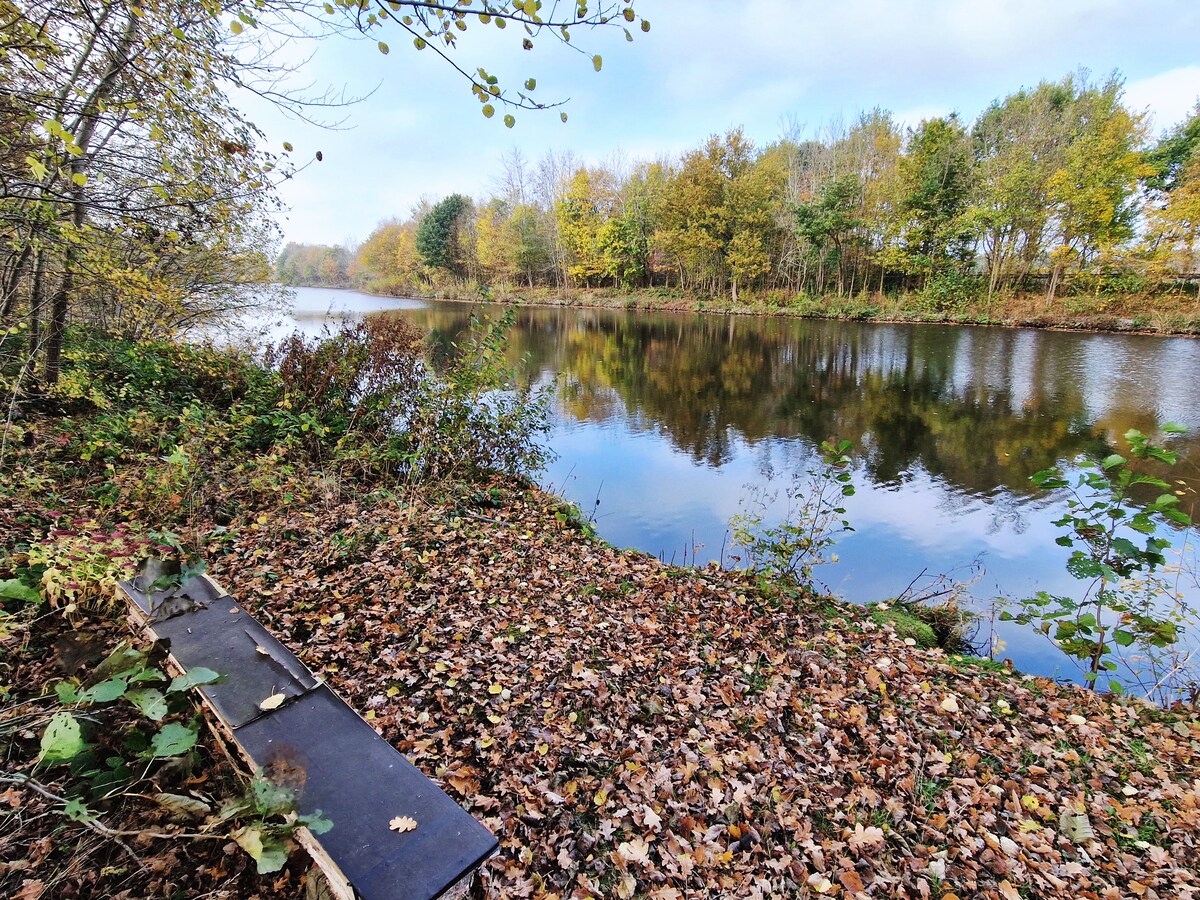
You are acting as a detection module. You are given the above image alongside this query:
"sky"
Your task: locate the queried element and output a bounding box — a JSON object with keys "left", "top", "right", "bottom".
{"left": 237, "top": 0, "right": 1200, "bottom": 248}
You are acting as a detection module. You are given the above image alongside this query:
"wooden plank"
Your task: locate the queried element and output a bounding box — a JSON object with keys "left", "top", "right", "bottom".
{"left": 117, "top": 574, "right": 497, "bottom": 900}
{"left": 235, "top": 686, "right": 498, "bottom": 899}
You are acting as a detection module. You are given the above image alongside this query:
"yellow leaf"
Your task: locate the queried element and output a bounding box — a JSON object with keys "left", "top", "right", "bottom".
{"left": 593, "top": 788, "right": 608, "bottom": 806}
{"left": 389, "top": 815, "right": 417, "bottom": 833}
{"left": 807, "top": 874, "right": 833, "bottom": 893}
{"left": 1019, "top": 818, "right": 1041, "bottom": 833}
{"left": 386, "top": 686, "right": 399, "bottom": 697}
{"left": 488, "top": 682, "right": 503, "bottom": 695}
{"left": 259, "top": 693, "right": 285, "bottom": 711}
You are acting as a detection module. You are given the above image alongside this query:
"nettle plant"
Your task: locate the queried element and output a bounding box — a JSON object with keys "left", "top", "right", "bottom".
{"left": 1004, "top": 425, "right": 1194, "bottom": 696}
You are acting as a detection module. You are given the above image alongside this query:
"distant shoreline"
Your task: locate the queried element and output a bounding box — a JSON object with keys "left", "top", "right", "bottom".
{"left": 286, "top": 281, "right": 1200, "bottom": 337}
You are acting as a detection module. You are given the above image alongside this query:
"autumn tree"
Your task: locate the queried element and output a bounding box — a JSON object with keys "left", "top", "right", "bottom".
{"left": 1043, "top": 79, "right": 1151, "bottom": 299}
{"left": 1, "top": 0, "right": 293, "bottom": 382}
{"left": 556, "top": 168, "right": 615, "bottom": 286}
{"left": 475, "top": 199, "right": 549, "bottom": 288}
{"left": 0, "top": 0, "right": 655, "bottom": 387}
{"left": 970, "top": 81, "right": 1074, "bottom": 299}
{"left": 1143, "top": 107, "right": 1200, "bottom": 283}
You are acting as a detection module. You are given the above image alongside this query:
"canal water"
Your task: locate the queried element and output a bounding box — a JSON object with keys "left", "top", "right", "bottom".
{"left": 260, "top": 287, "right": 1200, "bottom": 689}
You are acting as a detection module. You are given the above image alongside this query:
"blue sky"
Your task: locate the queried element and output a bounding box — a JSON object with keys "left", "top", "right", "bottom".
{"left": 241, "top": 0, "right": 1200, "bottom": 247}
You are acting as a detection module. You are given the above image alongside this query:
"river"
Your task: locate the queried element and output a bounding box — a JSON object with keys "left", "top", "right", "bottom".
{"left": 256, "top": 287, "right": 1200, "bottom": 690}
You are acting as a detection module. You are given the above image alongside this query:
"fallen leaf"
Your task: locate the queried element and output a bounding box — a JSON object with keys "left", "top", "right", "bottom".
{"left": 389, "top": 815, "right": 417, "bottom": 833}
{"left": 839, "top": 869, "right": 865, "bottom": 893}
{"left": 642, "top": 804, "right": 662, "bottom": 831}
{"left": 807, "top": 874, "right": 834, "bottom": 893}
{"left": 1059, "top": 806, "right": 1095, "bottom": 842}
{"left": 259, "top": 692, "right": 286, "bottom": 711}
{"left": 617, "top": 837, "right": 652, "bottom": 866}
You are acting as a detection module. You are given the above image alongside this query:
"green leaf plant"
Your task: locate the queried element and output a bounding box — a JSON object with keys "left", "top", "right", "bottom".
{"left": 1002, "top": 424, "right": 1196, "bottom": 698}
{"left": 4, "top": 639, "right": 325, "bottom": 875}
{"left": 730, "top": 439, "right": 856, "bottom": 592}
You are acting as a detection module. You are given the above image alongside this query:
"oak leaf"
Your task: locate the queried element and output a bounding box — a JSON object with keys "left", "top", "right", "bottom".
{"left": 389, "top": 815, "right": 417, "bottom": 833}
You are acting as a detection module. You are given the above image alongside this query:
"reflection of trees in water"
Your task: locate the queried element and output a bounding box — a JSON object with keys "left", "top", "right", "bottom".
{"left": 384, "top": 303, "right": 1200, "bottom": 509}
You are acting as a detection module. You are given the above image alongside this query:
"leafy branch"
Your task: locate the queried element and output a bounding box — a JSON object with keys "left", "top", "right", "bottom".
{"left": 1003, "top": 424, "right": 1195, "bottom": 694}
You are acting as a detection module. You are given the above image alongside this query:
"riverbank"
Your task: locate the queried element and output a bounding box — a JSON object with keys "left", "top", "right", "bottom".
{"left": 2, "top": 332, "right": 1199, "bottom": 898}
{"left": 6, "top": 474, "right": 1200, "bottom": 898}
{"left": 219, "top": 481, "right": 1200, "bottom": 899}
{"left": 354, "top": 280, "right": 1200, "bottom": 336}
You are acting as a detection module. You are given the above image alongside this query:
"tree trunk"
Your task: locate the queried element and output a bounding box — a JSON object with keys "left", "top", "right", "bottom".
{"left": 0, "top": 244, "right": 31, "bottom": 323}
{"left": 1046, "top": 264, "right": 1062, "bottom": 305}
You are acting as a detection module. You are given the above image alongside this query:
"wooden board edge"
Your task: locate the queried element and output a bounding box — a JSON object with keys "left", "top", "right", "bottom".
{"left": 122, "top": 595, "right": 357, "bottom": 900}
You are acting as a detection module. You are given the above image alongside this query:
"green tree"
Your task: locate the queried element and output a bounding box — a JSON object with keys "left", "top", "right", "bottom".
{"left": 793, "top": 175, "right": 863, "bottom": 296}
{"left": 416, "top": 193, "right": 472, "bottom": 276}
{"left": 1145, "top": 103, "right": 1200, "bottom": 195}
{"left": 896, "top": 115, "right": 975, "bottom": 283}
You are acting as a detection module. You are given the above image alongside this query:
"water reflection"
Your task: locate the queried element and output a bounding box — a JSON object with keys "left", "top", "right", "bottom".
{"left": 280, "top": 288, "right": 1200, "bottom": 685}
{"left": 395, "top": 301, "right": 1200, "bottom": 508}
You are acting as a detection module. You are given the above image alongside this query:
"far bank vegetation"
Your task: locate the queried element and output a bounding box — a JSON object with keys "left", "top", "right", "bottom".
{"left": 286, "top": 72, "right": 1200, "bottom": 331}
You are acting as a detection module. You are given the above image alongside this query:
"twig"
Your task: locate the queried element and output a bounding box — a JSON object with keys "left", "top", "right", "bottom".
{"left": 1, "top": 772, "right": 148, "bottom": 868}
{"left": 0, "top": 772, "right": 230, "bottom": 850}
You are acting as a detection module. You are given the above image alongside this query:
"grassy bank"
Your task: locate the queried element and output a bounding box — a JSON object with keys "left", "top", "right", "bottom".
{"left": 3, "top": 328, "right": 1200, "bottom": 898}
{"left": 360, "top": 279, "right": 1200, "bottom": 335}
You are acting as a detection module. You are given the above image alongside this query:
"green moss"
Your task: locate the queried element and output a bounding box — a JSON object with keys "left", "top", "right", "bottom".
{"left": 869, "top": 604, "right": 937, "bottom": 648}
{"left": 946, "top": 654, "right": 1012, "bottom": 675}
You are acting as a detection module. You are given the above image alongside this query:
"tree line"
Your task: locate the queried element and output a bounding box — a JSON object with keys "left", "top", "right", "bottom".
{"left": 321, "top": 73, "right": 1200, "bottom": 309}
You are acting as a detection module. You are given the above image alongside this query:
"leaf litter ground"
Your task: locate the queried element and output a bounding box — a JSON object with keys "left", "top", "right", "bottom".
{"left": 208, "top": 479, "right": 1200, "bottom": 900}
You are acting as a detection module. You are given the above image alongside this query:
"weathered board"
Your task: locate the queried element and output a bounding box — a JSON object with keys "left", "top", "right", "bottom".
{"left": 118, "top": 572, "right": 497, "bottom": 900}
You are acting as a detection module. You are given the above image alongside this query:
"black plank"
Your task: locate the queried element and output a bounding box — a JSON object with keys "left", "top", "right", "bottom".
{"left": 148, "top": 598, "right": 318, "bottom": 729}
{"left": 234, "top": 686, "right": 498, "bottom": 900}
{"left": 118, "top": 573, "right": 226, "bottom": 618}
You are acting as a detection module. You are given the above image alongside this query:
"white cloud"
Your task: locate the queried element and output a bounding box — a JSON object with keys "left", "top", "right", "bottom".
{"left": 1124, "top": 66, "right": 1200, "bottom": 134}
{"left": 258, "top": 1, "right": 1200, "bottom": 244}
